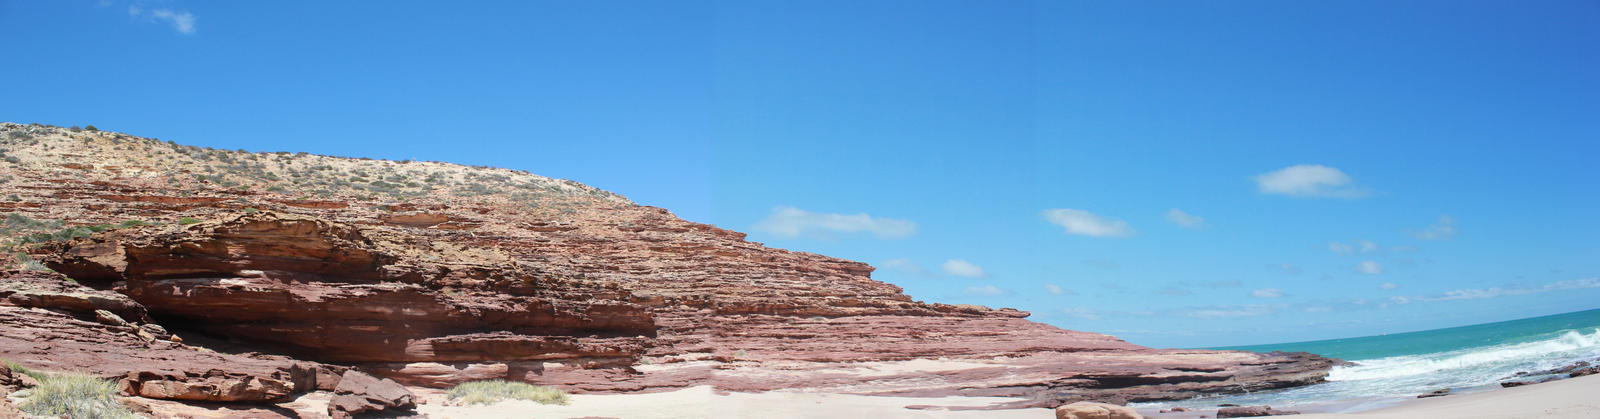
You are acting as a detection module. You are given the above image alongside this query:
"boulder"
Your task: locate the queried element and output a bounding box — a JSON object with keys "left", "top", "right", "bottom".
{"left": 327, "top": 370, "right": 416, "bottom": 419}
{"left": 1218, "top": 405, "right": 1300, "bottom": 418}
{"left": 1056, "top": 401, "right": 1143, "bottom": 419}
{"left": 1417, "top": 388, "right": 1450, "bottom": 398}
{"left": 0, "top": 362, "right": 14, "bottom": 388}
{"left": 1501, "top": 377, "right": 1560, "bottom": 388}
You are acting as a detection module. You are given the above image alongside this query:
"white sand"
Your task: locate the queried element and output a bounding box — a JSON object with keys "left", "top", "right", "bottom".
{"left": 415, "top": 385, "right": 1050, "bottom": 419}
{"left": 417, "top": 374, "right": 1600, "bottom": 419}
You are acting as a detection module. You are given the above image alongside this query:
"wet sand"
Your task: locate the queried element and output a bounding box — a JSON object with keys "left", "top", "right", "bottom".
{"left": 415, "top": 373, "right": 1600, "bottom": 419}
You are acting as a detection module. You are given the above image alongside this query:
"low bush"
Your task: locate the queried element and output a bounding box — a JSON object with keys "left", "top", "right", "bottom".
{"left": 445, "top": 380, "right": 570, "bottom": 406}
{"left": 15, "top": 369, "right": 138, "bottom": 419}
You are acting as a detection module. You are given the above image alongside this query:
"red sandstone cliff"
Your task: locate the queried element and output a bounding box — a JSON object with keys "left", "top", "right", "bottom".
{"left": 0, "top": 123, "right": 1335, "bottom": 416}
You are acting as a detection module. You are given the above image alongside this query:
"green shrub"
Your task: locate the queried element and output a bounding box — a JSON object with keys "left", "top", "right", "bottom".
{"left": 445, "top": 380, "right": 569, "bottom": 406}
{"left": 16, "top": 370, "right": 138, "bottom": 419}
{"left": 177, "top": 217, "right": 202, "bottom": 225}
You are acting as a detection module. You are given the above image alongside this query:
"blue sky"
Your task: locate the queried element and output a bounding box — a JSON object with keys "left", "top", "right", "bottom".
{"left": 3, "top": 1, "right": 1597, "bottom": 347}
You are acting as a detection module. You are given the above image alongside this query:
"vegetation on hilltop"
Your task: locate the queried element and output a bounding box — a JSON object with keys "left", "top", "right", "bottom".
{"left": 0, "top": 122, "right": 640, "bottom": 269}
{"left": 0, "top": 122, "right": 628, "bottom": 205}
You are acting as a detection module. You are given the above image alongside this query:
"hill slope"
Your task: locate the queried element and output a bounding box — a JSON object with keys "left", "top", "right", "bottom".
{"left": 0, "top": 123, "right": 1335, "bottom": 416}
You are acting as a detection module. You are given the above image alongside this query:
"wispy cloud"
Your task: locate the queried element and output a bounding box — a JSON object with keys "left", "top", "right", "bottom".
{"left": 752, "top": 206, "right": 915, "bottom": 239}
{"left": 941, "top": 259, "right": 988, "bottom": 279}
{"left": 1329, "top": 241, "right": 1354, "bottom": 254}
{"left": 1202, "top": 280, "right": 1242, "bottom": 288}
{"left": 1154, "top": 286, "right": 1195, "bottom": 296}
{"left": 962, "top": 285, "right": 1004, "bottom": 296}
{"left": 1410, "top": 215, "right": 1458, "bottom": 241}
{"left": 1278, "top": 263, "right": 1301, "bottom": 275}
{"left": 1358, "top": 240, "right": 1379, "bottom": 253}
{"left": 1062, "top": 307, "right": 1102, "bottom": 320}
{"left": 1252, "top": 164, "right": 1370, "bottom": 198}
{"left": 1182, "top": 304, "right": 1282, "bottom": 319}
{"left": 128, "top": 3, "right": 196, "bottom": 35}
{"left": 1043, "top": 209, "right": 1134, "bottom": 237}
{"left": 1379, "top": 282, "right": 1398, "bottom": 290}
{"left": 1084, "top": 258, "right": 1120, "bottom": 270}
{"left": 880, "top": 258, "right": 933, "bottom": 276}
{"left": 1356, "top": 260, "right": 1384, "bottom": 275}
{"left": 1044, "top": 284, "right": 1069, "bottom": 295}
{"left": 1165, "top": 208, "right": 1205, "bottom": 228}
{"left": 1421, "top": 278, "right": 1600, "bottom": 301}
{"left": 1251, "top": 288, "right": 1285, "bottom": 298}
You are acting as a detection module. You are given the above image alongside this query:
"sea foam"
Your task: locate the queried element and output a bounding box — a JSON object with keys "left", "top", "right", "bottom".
{"left": 1328, "top": 328, "right": 1600, "bottom": 383}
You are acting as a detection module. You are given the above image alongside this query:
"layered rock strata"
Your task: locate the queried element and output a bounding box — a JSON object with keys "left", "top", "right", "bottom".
{"left": 0, "top": 270, "right": 416, "bottom": 417}
{"left": 0, "top": 123, "right": 1338, "bottom": 413}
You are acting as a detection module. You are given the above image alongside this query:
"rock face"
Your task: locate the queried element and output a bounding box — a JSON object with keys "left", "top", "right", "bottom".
{"left": 0, "top": 270, "right": 416, "bottom": 416}
{"left": 0, "top": 123, "right": 1338, "bottom": 412}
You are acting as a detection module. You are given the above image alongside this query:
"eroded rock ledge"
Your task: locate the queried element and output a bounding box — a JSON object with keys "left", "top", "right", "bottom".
{"left": 25, "top": 212, "right": 1336, "bottom": 411}
{"left": 0, "top": 269, "right": 415, "bottom": 418}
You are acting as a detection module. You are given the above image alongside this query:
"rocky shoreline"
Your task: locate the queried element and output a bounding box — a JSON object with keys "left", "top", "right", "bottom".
{"left": 0, "top": 124, "right": 1338, "bottom": 417}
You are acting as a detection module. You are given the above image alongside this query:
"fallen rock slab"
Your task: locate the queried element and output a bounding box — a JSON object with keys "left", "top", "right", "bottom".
{"left": 328, "top": 370, "right": 417, "bottom": 419}
{"left": 1218, "top": 405, "right": 1300, "bottom": 417}
{"left": 1417, "top": 388, "right": 1450, "bottom": 398}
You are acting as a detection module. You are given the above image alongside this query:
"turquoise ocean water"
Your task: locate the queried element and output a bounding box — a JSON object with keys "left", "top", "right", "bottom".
{"left": 1133, "top": 308, "right": 1600, "bottom": 413}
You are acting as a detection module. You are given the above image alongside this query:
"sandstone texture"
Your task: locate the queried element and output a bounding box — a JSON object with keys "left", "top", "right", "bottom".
{"left": 0, "top": 123, "right": 1336, "bottom": 413}
{"left": 1056, "top": 401, "right": 1144, "bottom": 419}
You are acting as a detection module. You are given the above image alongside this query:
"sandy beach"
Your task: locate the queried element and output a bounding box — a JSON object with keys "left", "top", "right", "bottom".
{"left": 415, "top": 373, "right": 1600, "bottom": 419}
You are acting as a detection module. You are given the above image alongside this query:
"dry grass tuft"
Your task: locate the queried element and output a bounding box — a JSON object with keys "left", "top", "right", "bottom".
{"left": 446, "top": 380, "right": 570, "bottom": 406}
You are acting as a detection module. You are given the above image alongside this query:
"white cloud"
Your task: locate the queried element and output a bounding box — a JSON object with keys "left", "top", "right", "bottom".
{"left": 1411, "top": 215, "right": 1458, "bottom": 241}
{"left": 1329, "top": 242, "right": 1354, "bottom": 254}
{"left": 1044, "top": 284, "right": 1066, "bottom": 295}
{"left": 1359, "top": 240, "right": 1379, "bottom": 253}
{"left": 1379, "top": 282, "right": 1398, "bottom": 290}
{"left": 1042, "top": 209, "right": 1133, "bottom": 237}
{"left": 128, "top": 4, "right": 196, "bottom": 34}
{"left": 1391, "top": 245, "right": 1419, "bottom": 252}
{"left": 941, "top": 259, "right": 988, "bottom": 279}
{"left": 1305, "top": 306, "right": 1333, "bottom": 313}
{"left": 1062, "top": 307, "right": 1101, "bottom": 320}
{"left": 880, "top": 258, "right": 931, "bottom": 276}
{"left": 1165, "top": 208, "right": 1205, "bottom": 228}
{"left": 1425, "top": 278, "right": 1600, "bottom": 301}
{"left": 752, "top": 206, "right": 915, "bottom": 239}
{"left": 1356, "top": 260, "right": 1384, "bottom": 275}
{"left": 962, "top": 285, "right": 1004, "bottom": 296}
{"left": 1278, "top": 263, "right": 1301, "bottom": 275}
{"left": 1252, "top": 164, "right": 1370, "bottom": 198}
{"left": 1251, "top": 288, "right": 1285, "bottom": 298}
{"left": 152, "top": 9, "right": 196, "bottom": 34}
